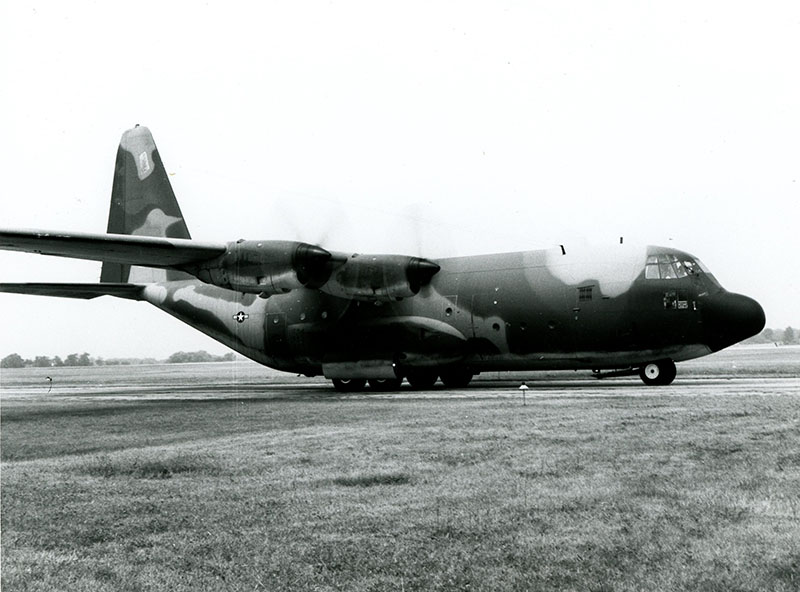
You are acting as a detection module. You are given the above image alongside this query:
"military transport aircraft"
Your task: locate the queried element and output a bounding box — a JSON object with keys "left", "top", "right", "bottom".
{"left": 0, "top": 126, "right": 765, "bottom": 390}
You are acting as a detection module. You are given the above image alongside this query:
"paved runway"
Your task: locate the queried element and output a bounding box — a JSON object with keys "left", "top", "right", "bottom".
{"left": 2, "top": 344, "right": 798, "bottom": 402}
{"left": 3, "top": 375, "right": 798, "bottom": 402}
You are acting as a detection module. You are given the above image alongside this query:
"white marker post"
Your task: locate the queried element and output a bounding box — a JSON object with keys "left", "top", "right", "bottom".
{"left": 519, "top": 382, "right": 528, "bottom": 405}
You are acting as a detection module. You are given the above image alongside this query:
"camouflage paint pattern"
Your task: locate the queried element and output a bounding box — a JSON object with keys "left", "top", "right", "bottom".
{"left": 101, "top": 125, "right": 192, "bottom": 284}
{"left": 136, "top": 239, "right": 756, "bottom": 379}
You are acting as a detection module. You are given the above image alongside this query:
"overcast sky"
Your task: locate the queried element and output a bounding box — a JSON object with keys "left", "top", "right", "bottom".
{"left": 1, "top": 1, "right": 798, "bottom": 360}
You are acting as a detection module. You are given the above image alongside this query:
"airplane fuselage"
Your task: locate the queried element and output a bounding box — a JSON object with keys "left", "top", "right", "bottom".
{"left": 141, "top": 242, "right": 762, "bottom": 383}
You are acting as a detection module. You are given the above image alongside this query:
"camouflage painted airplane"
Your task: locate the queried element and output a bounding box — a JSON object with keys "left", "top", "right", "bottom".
{"left": 0, "top": 126, "right": 765, "bottom": 390}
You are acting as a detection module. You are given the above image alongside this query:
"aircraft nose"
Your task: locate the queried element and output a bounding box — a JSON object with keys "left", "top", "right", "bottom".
{"left": 702, "top": 291, "right": 766, "bottom": 352}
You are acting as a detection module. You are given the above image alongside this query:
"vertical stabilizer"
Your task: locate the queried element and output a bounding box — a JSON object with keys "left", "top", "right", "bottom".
{"left": 100, "top": 125, "right": 191, "bottom": 283}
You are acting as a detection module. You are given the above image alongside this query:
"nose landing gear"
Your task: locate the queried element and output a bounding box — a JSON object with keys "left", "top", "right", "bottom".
{"left": 592, "top": 359, "right": 677, "bottom": 385}
{"left": 638, "top": 359, "right": 676, "bottom": 386}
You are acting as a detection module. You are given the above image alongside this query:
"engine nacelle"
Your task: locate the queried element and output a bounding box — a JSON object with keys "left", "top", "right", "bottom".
{"left": 184, "top": 240, "right": 332, "bottom": 296}
{"left": 321, "top": 254, "right": 440, "bottom": 302}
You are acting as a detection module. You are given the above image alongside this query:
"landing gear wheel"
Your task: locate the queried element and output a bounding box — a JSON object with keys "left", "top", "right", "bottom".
{"left": 368, "top": 377, "right": 403, "bottom": 391}
{"left": 638, "top": 360, "right": 677, "bottom": 386}
{"left": 332, "top": 378, "right": 367, "bottom": 392}
{"left": 405, "top": 369, "right": 438, "bottom": 390}
{"left": 439, "top": 367, "right": 473, "bottom": 388}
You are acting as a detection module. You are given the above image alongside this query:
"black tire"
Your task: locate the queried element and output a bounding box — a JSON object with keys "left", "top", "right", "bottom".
{"left": 332, "top": 378, "right": 367, "bottom": 392}
{"left": 368, "top": 377, "right": 403, "bottom": 391}
{"left": 638, "top": 360, "right": 677, "bottom": 386}
{"left": 439, "top": 367, "right": 473, "bottom": 388}
{"left": 405, "top": 369, "right": 438, "bottom": 390}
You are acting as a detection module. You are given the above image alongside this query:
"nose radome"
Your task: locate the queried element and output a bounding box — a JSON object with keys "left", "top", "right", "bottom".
{"left": 702, "top": 291, "right": 766, "bottom": 352}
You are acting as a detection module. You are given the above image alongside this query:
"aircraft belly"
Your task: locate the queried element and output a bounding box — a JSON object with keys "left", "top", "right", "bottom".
{"left": 467, "top": 344, "right": 712, "bottom": 371}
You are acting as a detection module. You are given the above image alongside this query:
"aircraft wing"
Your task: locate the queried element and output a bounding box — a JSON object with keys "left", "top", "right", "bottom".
{"left": 0, "top": 229, "right": 226, "bottom": 267}
{"left": 0, "top": 229, "right": 440, "bottom": 300}
{"left": 0, "top": 283, "right": 144, "bottom": 300}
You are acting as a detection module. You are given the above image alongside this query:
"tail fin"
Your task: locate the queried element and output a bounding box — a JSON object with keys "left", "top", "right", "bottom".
{"left": 100, "top": 125, "right": 192, "bottom": 283}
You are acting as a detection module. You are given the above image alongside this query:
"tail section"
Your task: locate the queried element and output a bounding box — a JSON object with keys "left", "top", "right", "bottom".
{"left": 101, "top": 125, "right": 191, "bottom": 283}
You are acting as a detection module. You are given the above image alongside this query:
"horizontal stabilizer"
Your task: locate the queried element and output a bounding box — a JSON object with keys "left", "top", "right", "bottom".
{"left": 0, "top": 283, "right": 145, "bottom": 300}
{"left": 0, "top": 229, "right": 226, "bottom": 267}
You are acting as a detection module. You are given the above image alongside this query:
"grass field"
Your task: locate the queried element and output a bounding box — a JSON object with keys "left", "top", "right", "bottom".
{"left": 2, "top": 346, "right": 799, "bottom": 591}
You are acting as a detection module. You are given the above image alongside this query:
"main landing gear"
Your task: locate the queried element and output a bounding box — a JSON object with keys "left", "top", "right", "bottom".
{"left": 331, "top": 368, "right": 474, "bottom": 392}
{"left": 331, "top": 378, "right": 367, "bottom": 392}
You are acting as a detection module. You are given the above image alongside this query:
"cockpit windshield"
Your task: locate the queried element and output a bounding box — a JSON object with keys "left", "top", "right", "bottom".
{"left": 645, "top": 254, "right": 700, "bottom": 280}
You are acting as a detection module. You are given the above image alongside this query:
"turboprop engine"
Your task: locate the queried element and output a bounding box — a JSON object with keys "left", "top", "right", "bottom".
{"left": 184, "top": 239, "right": 333, "bottom": 297}
{"left": 181, "top": 241, "right": 440, "bottom": 301}
{"left": 321, "top": 254, "right": 441, "bottom": 302}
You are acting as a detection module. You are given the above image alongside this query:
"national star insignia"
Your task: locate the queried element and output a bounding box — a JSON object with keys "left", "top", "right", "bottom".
{"left": 233, "top": 311, "right": 249, "bottom": 323}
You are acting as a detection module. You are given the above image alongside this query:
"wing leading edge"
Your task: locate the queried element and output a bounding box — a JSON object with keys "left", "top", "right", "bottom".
{"left": 0, "top": 229, "right": 225, "bottom": 300}
{"left": 0, "top": 229, "right": 226, "bottom": 267}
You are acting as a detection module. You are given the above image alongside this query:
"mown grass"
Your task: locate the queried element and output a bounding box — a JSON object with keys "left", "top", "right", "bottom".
{"left": 2, "top": 384, "right": 799, "bottom": 591}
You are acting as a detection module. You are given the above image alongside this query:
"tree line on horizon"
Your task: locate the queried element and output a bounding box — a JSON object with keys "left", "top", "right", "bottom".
{"left": 1, "top": 350, "right": 237, "bottom": 369}
{"left": 747, "top": 326, "right": 798, "bottom": 345}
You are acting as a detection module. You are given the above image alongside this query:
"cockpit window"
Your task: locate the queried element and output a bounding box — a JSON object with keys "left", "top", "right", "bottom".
{"left": 694, "top": 259, "right": 711, "bottom": 274}
{"left": 646, "top": 254, "right": 695, "bottom": 280}
{"left": 660, "top": 260, "right": 677, "bottom": 279}
{"left": 645, "top": 256, "right": 660, "bottom": 279}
